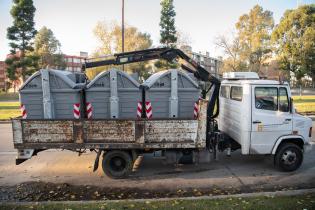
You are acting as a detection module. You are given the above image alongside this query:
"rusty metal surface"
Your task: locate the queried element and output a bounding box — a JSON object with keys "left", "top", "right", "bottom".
{"left": 135, "top": 121, "right": 145, "bottom": 144}
{"left": 22, "top": 120, "right": 73, "bottom": 143}
{"left": 12, "top": 119, "right": 23, "bottom": 144}
{"left": 84, "top": 120, "right": 135, "bottom": 143}
{"left": 144, "top": 120, "right": 197, "bottom": 143}
{"left": 196, "top": 99, "right": 208, "bottom": 148}
{"left": 12, "top": 100, "right": 209, "bottom": 150}
{"left": 13, "top": 142, "right": 198, "bottom": 150}
{"left": 73, "top": 121, "right": 84, "bottom": 143}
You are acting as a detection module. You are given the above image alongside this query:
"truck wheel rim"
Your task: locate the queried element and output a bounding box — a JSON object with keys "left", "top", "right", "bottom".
{"left": 110, "top": 157, "right": 126, "bottom": 172}
{"left": 281, "top": 150, "right": 297, "bottom": 165}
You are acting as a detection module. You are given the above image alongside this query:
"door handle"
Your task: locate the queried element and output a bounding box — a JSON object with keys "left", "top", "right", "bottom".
{"left": 285, "top": 118, "right": 291, "bottom": 121}
{"left": 253, "top": 120, "right": 261, "bottom": 124}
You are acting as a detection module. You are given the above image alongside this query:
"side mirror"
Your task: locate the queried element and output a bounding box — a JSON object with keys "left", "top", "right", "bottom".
{"left": 289, "top": 97, "right": 293, "bottom": 113}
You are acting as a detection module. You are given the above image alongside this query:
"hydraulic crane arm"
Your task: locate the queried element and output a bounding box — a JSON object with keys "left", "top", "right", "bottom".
{"left": 83, "top": 47, "right": 220, "bottom": 84}
{"left": 82, "top": 47, "right": 220, "bottom": 119}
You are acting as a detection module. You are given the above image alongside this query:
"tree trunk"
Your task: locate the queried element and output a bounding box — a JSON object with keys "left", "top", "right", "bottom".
{"left": 22, "top": 67, "right": 26, "bottom": 82}
{"left": 20, "top": 50, "right": 26, "bottom": 82}
{"left": 312, "top": 75, "right": 315, "bottom": 88}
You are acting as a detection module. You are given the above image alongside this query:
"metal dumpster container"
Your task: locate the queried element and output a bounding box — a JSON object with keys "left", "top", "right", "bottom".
{"left": 19, "top": 69, "right": 85, "bottom": 119}
{"left": 143, "top": 69, "right": 201, "bottom": 119}
{"left": 85, "top": 68, "right": 141, "bottom": 119}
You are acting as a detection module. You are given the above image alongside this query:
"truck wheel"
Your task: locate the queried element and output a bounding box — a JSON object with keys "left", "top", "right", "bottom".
{"left": 102, "top": 150, "right": 133, "bottom": 179}
{"left": 275, "top": 143, "right": 303, "bottom": 172}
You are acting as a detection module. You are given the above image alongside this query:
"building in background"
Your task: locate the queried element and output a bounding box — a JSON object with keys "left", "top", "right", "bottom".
{"left": 0, "top": 61, "right": 6, "bottom": 90}
{"left": 0, "top": 51, "right": 89, "bottom": 92}
{"left": 180, "top": 45, "right": 222, "bottom": 77}
{"left": 64, "top": 51, "right": 88, "bottom": 72}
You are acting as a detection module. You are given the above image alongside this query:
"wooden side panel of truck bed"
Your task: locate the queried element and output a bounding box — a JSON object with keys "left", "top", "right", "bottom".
{"left": 12, "top": 100, "right": 207, "bottom": 150}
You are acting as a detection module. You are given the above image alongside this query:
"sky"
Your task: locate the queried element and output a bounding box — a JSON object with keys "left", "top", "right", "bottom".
{"left": 0, "top": 0, "right": 314, "bottom": 60}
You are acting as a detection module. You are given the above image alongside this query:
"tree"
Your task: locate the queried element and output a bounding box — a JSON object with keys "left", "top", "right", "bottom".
{"left": 272, "top": 4, "right": 315, "bottom": 86}
{"left": 215, "top": 33, "right": 247, "bottom": 72}
{"left": 236, "top": 5, "right": 274, "bottom": 72}
{"left": 155, "top": 0, "right": 178, "bottom": 71}
{"left": 160, "top": 0, "right": 177, "bottom": 47}
{"left": 34, "top": 26, "right": 66, "bottom": 69}
{"left": 91, "top": 21, "right": 153, "bottom": 80}
{"left": 5, "top": 0, "right": 37, "bottom": 82}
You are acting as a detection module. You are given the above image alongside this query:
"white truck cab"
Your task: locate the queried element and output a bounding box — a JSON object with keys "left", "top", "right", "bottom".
{"left": 219, "top": 72, "right": 312, "bottom": 171}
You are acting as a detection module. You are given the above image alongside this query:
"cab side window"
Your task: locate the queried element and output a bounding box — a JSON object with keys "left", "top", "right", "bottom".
{"left": 220, "top": 86, "right": 230, "bottom": 98}
{"left": 255, "top": 87, "right": 278, "bottom": 111}
{"left": 230, "top": 86, "right": 243, "bottom": 101}
{"left": 279, "top": 87, "right": 289, "bottom": 112}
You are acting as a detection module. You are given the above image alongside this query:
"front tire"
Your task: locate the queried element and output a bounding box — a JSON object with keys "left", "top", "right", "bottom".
{"left": 102, "top": 150, "right": 133, "bottom": 179}
{"left": 275, "top": 143, "right": 303, "bottom": 172}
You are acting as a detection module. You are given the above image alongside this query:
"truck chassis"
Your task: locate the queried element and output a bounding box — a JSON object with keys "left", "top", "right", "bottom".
{"left": 12, "top": 100, "right": 210, "bottom": 178}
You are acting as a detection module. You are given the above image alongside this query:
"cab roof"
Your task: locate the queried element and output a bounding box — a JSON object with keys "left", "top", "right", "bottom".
{"left": 221, "top": 79, "right": 289, "bottom": 86}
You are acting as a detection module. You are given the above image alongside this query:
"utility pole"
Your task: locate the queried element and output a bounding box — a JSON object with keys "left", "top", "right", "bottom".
{"left": 122, "top": 0, "right": 125, "bottom": 71}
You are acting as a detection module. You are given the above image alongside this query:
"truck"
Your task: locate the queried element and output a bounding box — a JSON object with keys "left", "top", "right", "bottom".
{"left": 11, "top": 48, "right": 313, "bottom": 178}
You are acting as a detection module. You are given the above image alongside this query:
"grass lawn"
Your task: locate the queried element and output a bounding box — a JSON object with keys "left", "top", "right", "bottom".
{"left": 293, "top": 95, "right": 315, "bottom": 103}
{"left": 292, "top": 95, "right": 315, "bottom": 113}
{"left": 0, "top": 101, "right": 20, "bottom": 120}
{"left": 0, "top": 194, "right": 314, "bottom": 210}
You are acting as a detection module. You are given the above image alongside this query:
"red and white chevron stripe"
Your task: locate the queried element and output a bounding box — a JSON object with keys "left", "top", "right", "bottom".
{"left": 137, "top": 102, "right": 142, "bottom": 118}
{"left": 73, "top": 103, "right": 80, "bottom": 119}
{"left": 86, "top": 102, "right": 92, "bottom": 119}
{"left": 194, "top": 100, "right": 199, "bottom": 119}
{"left": 145, "top": 101, "right": 152, "bottom": 119}
{"left": 20, "top": 104, "right": 27, "bottom": 119}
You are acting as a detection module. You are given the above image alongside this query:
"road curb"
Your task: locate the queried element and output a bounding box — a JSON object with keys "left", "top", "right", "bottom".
{"left": 1, "top": 188, "right": 315, "bottom": 206}
{"left": 0, "top": 121, "right": 10, "bottom": 124}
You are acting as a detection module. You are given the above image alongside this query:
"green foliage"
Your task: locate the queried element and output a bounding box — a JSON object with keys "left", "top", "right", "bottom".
{"left": 160, "top": 0, "right": 177, "bottom": 47}
{"left": 236, "top": 5, "right": 274, "bottom": 72}
{"left": 154, "top": 59, "right": 179, "bottom": 71}
{"left": 155, "top": 0, "right": 178, "bottom": 71}
{"left": 5, "top": 52, "right": 38, "bottom": 91}
{"left": 215, "top": 34, "right": 248, "bottom": 72}
{"left": 6, "top": 0, "right": 37, "bottom": 81}
{"left": 216, "top": 5, "right": 274, "bottom": 73}
{"left": 92, "top": 21, "right": 153, "bottom": 81}
{"left": 34, "top": 26, "right": 66, "bottom": 69}
{"left": 272, "top": 4, "right": 315, "bottom": 85}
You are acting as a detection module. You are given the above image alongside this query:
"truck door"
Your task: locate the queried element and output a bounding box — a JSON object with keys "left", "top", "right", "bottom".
{"left": 250, "top": 86, "right": 292, "bottom": 154}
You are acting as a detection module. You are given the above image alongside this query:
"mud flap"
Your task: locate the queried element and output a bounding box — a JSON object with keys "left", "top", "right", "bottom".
{"left": 93, "top": 150, "right": 102, "bottom": 172}
{"left": 16, "top": 158, "right": 28, "bottom": 165}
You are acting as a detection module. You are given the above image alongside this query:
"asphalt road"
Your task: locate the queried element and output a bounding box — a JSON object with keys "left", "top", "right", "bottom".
{"left": 0, "top": 122, "right": 314, "bottom": 191}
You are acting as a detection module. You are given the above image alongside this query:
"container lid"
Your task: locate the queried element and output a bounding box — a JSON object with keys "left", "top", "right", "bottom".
{"left": 143, "top": 69, "right": 199, "bottom": 88}
{"left": 19, "top": 69, "right": 85, "bottom": 90}
{"left": 86, "top": 68, "right": 140, "bottom": 88}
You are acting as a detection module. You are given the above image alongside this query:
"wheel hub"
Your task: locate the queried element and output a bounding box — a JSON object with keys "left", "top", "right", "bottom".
{"left": 114, "top": 159, "right": 122, "bottom": 166}
{"left": 281, "top": 150, "right": 297, "bottom": 165}
{"left": 110, "top": 157, "right": 126, "bottom": 172}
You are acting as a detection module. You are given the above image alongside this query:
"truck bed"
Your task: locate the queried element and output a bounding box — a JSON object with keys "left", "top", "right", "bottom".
{"left": 12, "top": 119, "right": 205, "bottom": 149}
{"left": 12, "top": 100, "right": 208, "bottom": 151}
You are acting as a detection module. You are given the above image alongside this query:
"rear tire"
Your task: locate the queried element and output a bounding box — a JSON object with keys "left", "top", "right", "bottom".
{"left": 275, "top": 143, "right": 303, "bottom": 172}
{"left": 102, "top": 150, "right": 133, "bottom": 179}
